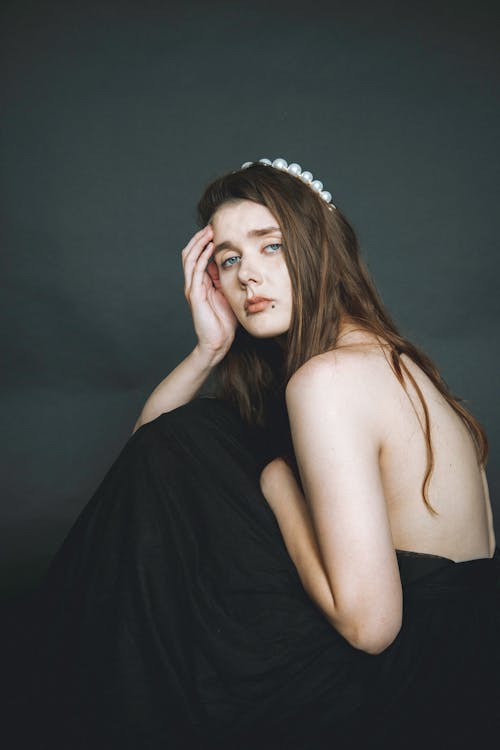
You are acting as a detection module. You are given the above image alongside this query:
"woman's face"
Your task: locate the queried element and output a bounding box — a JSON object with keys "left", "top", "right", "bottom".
{"left": 209, "top": 200, "right": 293, "bottom": 341}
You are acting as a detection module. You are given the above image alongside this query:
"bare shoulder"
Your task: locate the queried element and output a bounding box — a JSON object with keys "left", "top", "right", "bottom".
{"left": 285, "top": 345, "right": 394, "bottom": 409}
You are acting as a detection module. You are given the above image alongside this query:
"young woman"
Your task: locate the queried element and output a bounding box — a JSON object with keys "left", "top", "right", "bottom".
{"left": 21, "top": 159, "right": 499, "bottom": 750}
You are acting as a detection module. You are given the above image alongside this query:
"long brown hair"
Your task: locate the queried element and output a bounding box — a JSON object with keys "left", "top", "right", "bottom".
{"left": 196, "top": 163, "right": 488, "bottom": 515}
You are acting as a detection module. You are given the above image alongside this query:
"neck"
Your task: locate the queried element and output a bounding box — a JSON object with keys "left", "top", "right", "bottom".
{"left": 336, "top": 316, "right": 385, "bottom": 348}
{"left": 273, "top": 315, "right": 375, "bottom": 354}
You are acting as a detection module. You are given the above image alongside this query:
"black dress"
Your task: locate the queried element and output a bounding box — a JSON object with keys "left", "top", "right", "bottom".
{"left": 11, "top": 397, "right": 500, "bottom": 749}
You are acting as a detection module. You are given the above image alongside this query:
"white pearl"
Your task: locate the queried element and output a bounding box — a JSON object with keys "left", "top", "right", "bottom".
{"left": 239, "top": 159, "right": 335, "bottom": 208}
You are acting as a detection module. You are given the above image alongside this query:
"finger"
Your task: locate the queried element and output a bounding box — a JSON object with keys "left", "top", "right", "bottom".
{"left": 182, "top": 224, "right": 212, "bottom": 253}
{"left": 189, "top": 241, "right": 215, "bottom": 297}
{"left": 206, "top": 259, "right": 222, "bottom": 289}
{"left": 181, "top": 225, "right": 212, "bottom": 259}
{"left": 182, "top": 236, "right": 213, "bottom": 296}
{"left": 182, "top": 228, "right": 214, "bottom": 293}
{"left": 184, "top": 240, "right": 215, "bottom": 299}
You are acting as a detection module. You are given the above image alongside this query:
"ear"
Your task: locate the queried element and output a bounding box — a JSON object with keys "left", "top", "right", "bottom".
{"left": 207, "top": 259, "right": 222, "bottom": 290}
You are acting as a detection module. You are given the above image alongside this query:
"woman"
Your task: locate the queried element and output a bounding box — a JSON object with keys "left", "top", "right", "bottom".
{"left": 20, "top": 159, "right": 499, "bottom": 749}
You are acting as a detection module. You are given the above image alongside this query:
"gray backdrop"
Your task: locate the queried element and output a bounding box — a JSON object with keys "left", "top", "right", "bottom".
{"left": 2, "top": 0, "right": 499, "bottom": 601}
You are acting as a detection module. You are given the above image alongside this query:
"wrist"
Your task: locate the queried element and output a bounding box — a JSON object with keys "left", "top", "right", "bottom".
{"left": 192, "top": 343, "right": 224, "bottom": 370}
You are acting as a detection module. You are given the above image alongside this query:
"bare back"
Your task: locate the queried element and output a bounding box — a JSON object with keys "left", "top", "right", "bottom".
{"left": 335, "top": 332, "right": 496, "bottom": 562}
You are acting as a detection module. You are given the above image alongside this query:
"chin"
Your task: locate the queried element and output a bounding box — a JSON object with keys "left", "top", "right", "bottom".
{"left": 248, "top": 331, "right": 286, "bottom": 339}
{"left": 236, "top": 309, "right": 291, "bottom": 339}
{"left": 241, "top": 322, "right": 290, "bottom": 339}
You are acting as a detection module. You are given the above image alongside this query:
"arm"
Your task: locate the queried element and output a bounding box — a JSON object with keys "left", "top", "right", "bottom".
{"left": 133, "top": 224, "right": 238, "bottom": 434}
{"left": 132, "top": 345, "right": 218, "bottom": 434}
{"left": 260, "top": 458, "right": 338, "bottom": 627}
{"left": 276, "top": 353, "right": 402, "bottom": 654}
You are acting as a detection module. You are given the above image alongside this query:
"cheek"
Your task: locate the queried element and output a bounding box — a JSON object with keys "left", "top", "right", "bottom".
{"left": 218, "top": 271, "right": 230, "bottom": 292}
{"left": 279, "top": 266, "right": 293, "bottom": 298}
{"left": 218, "top": 273, "right": 238, "bottom": 304}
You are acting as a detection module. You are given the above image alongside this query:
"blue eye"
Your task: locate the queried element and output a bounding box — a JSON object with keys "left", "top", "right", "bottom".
{"left": 220, "top": 243, "right": 282, "bottom": 269}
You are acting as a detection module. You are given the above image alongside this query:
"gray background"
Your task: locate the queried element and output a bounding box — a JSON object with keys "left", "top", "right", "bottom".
{"left": 2, "top": 0, "right": 499, "bottom": 601}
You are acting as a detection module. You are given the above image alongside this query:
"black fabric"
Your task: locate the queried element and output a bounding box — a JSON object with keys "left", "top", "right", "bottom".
{"left": 10, "top": 397, "right": 500, "bottom": 749}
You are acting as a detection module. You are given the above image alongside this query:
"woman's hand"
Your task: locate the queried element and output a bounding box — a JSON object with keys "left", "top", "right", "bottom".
{"left": 182, "top": 224, "right": 238, "bottom": 364}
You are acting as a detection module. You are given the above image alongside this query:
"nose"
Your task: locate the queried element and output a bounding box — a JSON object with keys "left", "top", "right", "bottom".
{"left": 237, "top": 255, "right": 263, "bottom": 286}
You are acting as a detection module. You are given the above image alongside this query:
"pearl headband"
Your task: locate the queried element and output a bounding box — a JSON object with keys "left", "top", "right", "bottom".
{"left": 240, "top": 157, "right": 336, "bottom": 210}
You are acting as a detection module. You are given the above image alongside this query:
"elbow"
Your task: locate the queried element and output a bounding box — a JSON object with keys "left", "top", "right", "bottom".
{"left": 353, "top": 630, "right": 400, "bottom": 655}
{"left": 331, "top": 611, "right": 402, "bottom": 656}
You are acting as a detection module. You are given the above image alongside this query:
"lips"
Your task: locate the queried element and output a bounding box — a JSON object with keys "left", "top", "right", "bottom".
{"left": 244, "top": 296, "right": 273, "bottom": 312}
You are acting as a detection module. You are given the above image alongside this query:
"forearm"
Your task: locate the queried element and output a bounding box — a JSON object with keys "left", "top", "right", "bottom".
{"left": 262, "top": 471, "right": 337, "bottom": 626}
{"left": 132, "top": 345, "right": 218, "bottom": 433}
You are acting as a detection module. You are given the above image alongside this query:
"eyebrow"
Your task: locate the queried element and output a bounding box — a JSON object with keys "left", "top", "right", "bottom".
{"left": 212, "top": 226, "right": 282, "bottom": 256}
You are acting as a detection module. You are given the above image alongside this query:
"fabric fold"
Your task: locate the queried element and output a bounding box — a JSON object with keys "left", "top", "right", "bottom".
{"left": 14, "top": 397, "right": 500, "bottom": 749}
